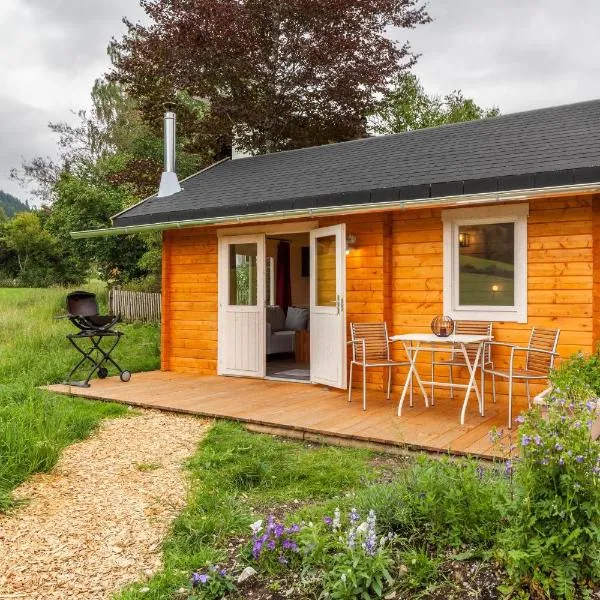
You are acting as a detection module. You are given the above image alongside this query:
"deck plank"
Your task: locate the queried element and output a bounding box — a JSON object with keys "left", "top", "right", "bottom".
{"left": 45, "top": 371, "right": 524, "bottom": 459}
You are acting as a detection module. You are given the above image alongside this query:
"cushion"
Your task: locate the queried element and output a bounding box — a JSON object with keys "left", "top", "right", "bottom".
{"left": 285, "top": 306, "right": 309, "bottom": 331}
{"left": 267, "top": 305, "right": 285, "bottom": 332}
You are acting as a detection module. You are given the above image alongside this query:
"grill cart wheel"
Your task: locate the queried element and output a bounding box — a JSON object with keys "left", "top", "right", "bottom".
{"left": 120, "top": 370, "right": 131, "bottom": 383}
{"left": 98, "top": 367, "right": 109, "bottom": 379}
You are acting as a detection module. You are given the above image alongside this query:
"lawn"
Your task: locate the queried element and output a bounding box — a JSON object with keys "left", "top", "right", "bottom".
{"left": 0, "top": 285, "right": 160, "bottom": 510}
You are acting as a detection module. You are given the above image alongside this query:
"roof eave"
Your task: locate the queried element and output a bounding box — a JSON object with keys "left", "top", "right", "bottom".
{"left": 70, "top": 181, "right": 600, "bottom": 239}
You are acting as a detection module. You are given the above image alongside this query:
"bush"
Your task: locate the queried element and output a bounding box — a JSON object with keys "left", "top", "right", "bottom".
{"left": 500, "top": 382, "right": 600, "bottom": 598}
{"left": 354, "top": 456, "right": 508, "bottom": 550}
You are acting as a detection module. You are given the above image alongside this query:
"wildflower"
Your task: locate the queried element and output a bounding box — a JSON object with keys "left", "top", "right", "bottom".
{"left": 515, "top": 415, "right": 525, "bottom": 424}
{"left": 533, "top": 434, "right": 542, "bottom": 446}
{"left": 250, "top": 520, "right": 263, "bottom": 535}
{"left": 282, "top": 538, "right": 298, "bottom": 552}
{"left": 192, "top": 573, "right": 208, "bottom": 587}
{"left": 332, "top": 508, "right": 341, "bottom": 531}
{"left": 576, "top": 455, "right": 585, "bottom": 463}
{"left": 286, "top": 524, "right": 300, "bottom": 534}
{"left": 593, "top": 467, "right": 600, "bottom": 475}
{"left": 559, "top": 457, "right": 565, "bottom": 466}
{"left": 363, "top": 510, "right": 378, "bottom": 556}
{"left": 347, "top": 526, "right": 356, "bottom": 549}
{"left": 587, "top": 401, "right": 596, "bottom": 412}
{"left": 574, "top": 421, "right": 581, "bottom": 429}
{"left": 588, "top": 420, "right": 594, "bottom": 430}
{"left": 541, "top": 458, "right": 549, "bottom": 466}
{"left": 349, "top": 508, "right": 360, "bottom": 525}
{"left": 323, "top": 516, "right": 333, "bottom": 526}
{"left": 278, "top": 555, "right": 288, "bottom": 565}
{"left": 505, "top": 460, "right": 513, "bottom": 476}
{"left": 555, "top": 443, "right": 563, "bottom": 451}
{"left": 219, "top": 569, "right": 227, "bottom": 577}
{"left": 274, "top": 523, "right": 285, "bottom": 538}
{"left": 521, "top": 434, "right": 531, "bottom": 447}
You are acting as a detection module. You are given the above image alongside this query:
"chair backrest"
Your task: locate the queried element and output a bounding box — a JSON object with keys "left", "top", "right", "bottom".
{"left": 67, "top": 291, "right": 99, "bottom": 317}
{"left": 350, "top": 322, "right": 389, "bottom": 362}
{"left": 454, "top": 320, "right": 493, "bottom": 363}
{"left": 526, "top": 327, "right": 560, "bottom": 373}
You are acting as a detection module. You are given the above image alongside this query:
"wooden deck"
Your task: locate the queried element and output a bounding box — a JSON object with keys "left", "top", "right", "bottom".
{"left": 46, "top": 371, "right": 526, "bottom": 460}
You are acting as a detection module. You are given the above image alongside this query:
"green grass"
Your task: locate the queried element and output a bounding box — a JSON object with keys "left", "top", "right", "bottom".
{"left": 116, "top": 421, "right": 375, "bottom": 599}
{"left": 0, "top": 285, "right": 160, "bottom": 510}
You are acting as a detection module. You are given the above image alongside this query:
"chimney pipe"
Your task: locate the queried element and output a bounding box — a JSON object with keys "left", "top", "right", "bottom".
{"left": 158, "top": 109, "right": 182, "bottom": 198}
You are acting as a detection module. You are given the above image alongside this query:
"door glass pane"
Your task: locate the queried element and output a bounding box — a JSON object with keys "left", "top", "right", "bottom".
{"left": 316, "top": 234, "right": 337, "bottom": 307}
{"left": 458, "top": 222, "right": 515, "bottom": 306}
{"left": 229, "top": 243, "right": 257, "bottom": 305}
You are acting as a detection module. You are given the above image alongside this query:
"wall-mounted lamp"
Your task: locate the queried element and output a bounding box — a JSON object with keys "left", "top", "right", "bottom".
{"left": 458, "top": 232, "right": 471, "bottom": 248}
{"left": 491, "top": 284, "right": 499, "bottom": 293}
{"left": 346, "top": 234, "right": 357, "bottom": 255}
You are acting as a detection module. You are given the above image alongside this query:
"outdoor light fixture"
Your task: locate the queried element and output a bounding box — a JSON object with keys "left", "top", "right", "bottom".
{"left": 491, "top": 284, "right": 499, "bottom": 293}
{"left": 458, "top": 232, "right": 470, "bottom": 248}
{"left": 346, "top": 234, "right": 357, "bottom": 255}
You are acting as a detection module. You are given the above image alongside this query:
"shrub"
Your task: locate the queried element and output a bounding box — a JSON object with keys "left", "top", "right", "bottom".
{"left": 358, "top": 456, "right": 508, "bottom": 549}
{"left": 500, "top": 383, "right": 600, "bottom": 598}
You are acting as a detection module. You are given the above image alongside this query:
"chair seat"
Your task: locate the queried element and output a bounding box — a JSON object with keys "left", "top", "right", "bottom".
{"left": 351, "top": 359, "right": 408, "bottom": 368}
{"left": 483, "top": 366, "right": 547, "bottom": 379}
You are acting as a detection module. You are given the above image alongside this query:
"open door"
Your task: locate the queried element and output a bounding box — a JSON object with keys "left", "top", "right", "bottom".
{"left": 310, "top": 224, "right": 347, "bottom": 388}
{"left": 218, "top": 234, "right": 266, "bottom": 377}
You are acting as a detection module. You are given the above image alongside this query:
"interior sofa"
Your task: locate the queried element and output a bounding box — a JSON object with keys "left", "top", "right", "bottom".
{"left": 266, "top": 305, "right": 309, "bottom": 355}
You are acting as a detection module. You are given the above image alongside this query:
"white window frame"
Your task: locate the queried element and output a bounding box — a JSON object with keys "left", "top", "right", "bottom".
{"left": 442, "top": 203, "right": 529, "bottom": 323}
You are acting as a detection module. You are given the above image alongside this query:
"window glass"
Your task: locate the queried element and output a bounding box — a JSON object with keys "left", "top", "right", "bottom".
{"left": 458, "top": 222, "right": 515, "bottom": 306}
{"left": 315, "top": 235, "right": 336, "bottom": 306}
{"left": 229, "top": 243, "right": 257, "bottom": 305}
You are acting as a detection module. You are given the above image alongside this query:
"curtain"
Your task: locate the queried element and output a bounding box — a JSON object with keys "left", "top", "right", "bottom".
{"left": 275, "top": 241, "right": 292, "bottom": 314}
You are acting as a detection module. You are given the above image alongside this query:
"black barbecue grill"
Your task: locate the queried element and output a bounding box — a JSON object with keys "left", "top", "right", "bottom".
{"left": 61, "top": 291, "right": 131, "bottom": 387}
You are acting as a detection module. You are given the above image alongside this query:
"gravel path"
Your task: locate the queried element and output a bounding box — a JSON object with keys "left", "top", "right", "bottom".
{"left": 0, "top": 409, "right": 208, "bottom": 599}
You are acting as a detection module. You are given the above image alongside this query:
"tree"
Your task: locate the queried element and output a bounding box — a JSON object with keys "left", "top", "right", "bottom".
{"left": 109, "top": 0, "right": 430, "bottom": 156}
{"left": 370, "top": 73, "right": 500, "bottom": 134}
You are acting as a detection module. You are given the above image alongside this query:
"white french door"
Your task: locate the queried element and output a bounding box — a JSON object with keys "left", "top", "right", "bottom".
{"left": 309, "top": 224, "right": 347, "bottom": 388}
{"left": 218, "top": 234, "right": 266, "bottom": 377}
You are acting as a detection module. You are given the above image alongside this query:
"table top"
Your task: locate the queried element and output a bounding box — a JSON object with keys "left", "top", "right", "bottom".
{"left": 390, "top": 333, "right": 492, "bottom": 344}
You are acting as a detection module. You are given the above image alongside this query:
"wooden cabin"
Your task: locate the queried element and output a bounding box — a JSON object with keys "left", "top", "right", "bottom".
{"left": 74, "top": 99, "right": 600, "bottom": 427}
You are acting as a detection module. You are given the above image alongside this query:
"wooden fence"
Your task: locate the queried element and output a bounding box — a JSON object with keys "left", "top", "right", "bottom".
{"left": 109, "top": 288, "right": 162, "bottom": 323}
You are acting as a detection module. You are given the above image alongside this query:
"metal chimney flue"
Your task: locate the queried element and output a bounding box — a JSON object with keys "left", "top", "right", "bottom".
{"left": 158, "top": 109, "right": 182, "bottom": 198}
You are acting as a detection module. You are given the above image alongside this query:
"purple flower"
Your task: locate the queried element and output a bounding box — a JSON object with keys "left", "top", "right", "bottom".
{"left": 475, "top": 465, "right": 485, "bottom": 480}
{"left": 192, "top": 573, "right": 209, "bottom": 587}
{"left": 521, "top": 434, "right": 531, "bottom": 447}
{"left": 555, "top": 443, "right": 563, "bottom": 452}
{"left": 559, "top": 457, "right": 565, "bottom": 466}
{"left": 576, "top": 455, "right": 585, "bottom": 463}
{"left": 586, "top": 401, "right": 596, "bottom": 412}
{"left": 267, "top": 539, "right": 276, "bottom": 551}
{"left": 282, "top": 538, "right": 298, "bottom": 552}
{"left": 505, "top": 460, "right": 513, "bottom": 476}
{"left": 274, "top": 523, "right": 285, "bottom": 538}
{"left": 349, "top": 508, "right": 360, "bottom": 525}
{"left": 323, "top": 516, "right": 333, "bottom": 526}
{"left": 286, "top": 524, "right": 300, "bottom": 534}
{"left": 540, "top": 458, "right": 549, "bottom": 466}
{"left": 515, "top": 415, "right": 525, "bottom": 424}
{"left": 278, "top": 555, "right": 288, "bottom": 565}
{"left": 533, "top": 435, "right": 542, "bottom": 446}
{"left": 574, "top": 421, "right": 581, "bottom": 429}
{"left": 219, "top": 569, "right": 227, "bottom": 577}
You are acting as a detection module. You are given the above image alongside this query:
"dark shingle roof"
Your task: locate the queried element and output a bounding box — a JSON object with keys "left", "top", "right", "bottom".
{"left": 114, "top": 99, "right": 600, "bottom": 227}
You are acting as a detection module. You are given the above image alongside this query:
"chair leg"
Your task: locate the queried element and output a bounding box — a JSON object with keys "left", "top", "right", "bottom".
{"left": 363, "top": 362, "right": 367, "bottom": 411}
{"left": 525, "top": 380, "right": 531, "bottom": 408}
{"left": 387, "top": 366, "right": 392, "bottom": 400}
{"left": 449, "top": 365, "right": 454, "bottom": 399}
{"left": 480, "top": 366, "right": 485, "bottom": 417}
{"left": 431, "top": 361, "right": 435, "bottom": 406}
{"left": 492, "top": 372, "right": 497, "bottom": 404}
{"left": 508, "top": 376, "right": 513, "bottom": 429}
{"left": 348, "top": 361, "right": 353, "bottom": 403}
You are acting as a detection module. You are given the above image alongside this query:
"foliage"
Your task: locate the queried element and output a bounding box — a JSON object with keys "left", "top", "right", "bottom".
{"left": 190, "top": 565, "right": 237, "bottom": 599}
{"left": 500, "top": 381, "right": 600, "bottom": 598}
{"left": 109, "top": 0, "right": 430, "bottom": 156}
{"left": 371, "top": 73, "right": 500, "bottom": 134}
{"left": 0, "top": 286, "right": 160, "bottom": 510}
{"left": 354, "top": 456, "right": 508, "bottom": 550}
{"left": 250, "top": 515, "right": 301, "bottom": 570}
{"left": 397, "top": 548, "right": 441, "bottom": 592}
{"left": 0, "top": 190, "right": 29, "bottom": 217}
{"left": 551, "top": 350, "right": 600, "bottom": 397}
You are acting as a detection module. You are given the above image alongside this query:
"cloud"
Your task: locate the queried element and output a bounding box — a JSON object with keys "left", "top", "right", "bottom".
{"left": 1, "top": 0, "right": 599, "bottom": 201}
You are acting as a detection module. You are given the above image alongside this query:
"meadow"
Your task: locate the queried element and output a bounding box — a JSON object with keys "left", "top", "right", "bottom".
{"left": 0, "top": 285, "right": 160, "bottom": 510}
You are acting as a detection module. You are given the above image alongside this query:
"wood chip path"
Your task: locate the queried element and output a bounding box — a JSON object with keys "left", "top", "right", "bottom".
{"left": 0, "top": 410, "right": 208, "bottom": 599}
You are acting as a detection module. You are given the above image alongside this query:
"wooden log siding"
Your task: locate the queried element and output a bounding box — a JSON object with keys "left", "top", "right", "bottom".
{"left": 109, "top": 289, "right": 162, "bottom": 323}
{"left": 161, "top": 194, "right": 600, "bottom": 403}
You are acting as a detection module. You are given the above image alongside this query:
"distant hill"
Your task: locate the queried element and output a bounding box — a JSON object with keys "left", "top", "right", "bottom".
{"left": 0, "top": 190, "right": 30, "bottom": 217}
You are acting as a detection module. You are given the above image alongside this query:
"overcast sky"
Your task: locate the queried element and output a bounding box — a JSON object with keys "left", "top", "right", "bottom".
{"left": 1, "top": 0, "right": 599, "bottom": 204}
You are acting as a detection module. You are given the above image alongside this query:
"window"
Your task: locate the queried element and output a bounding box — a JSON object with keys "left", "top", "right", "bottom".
{"left": 228, "top": 243, "right": 257, "bottom": 305}
{"left": 442, "top": 204, "right": 528, "bottom": 323}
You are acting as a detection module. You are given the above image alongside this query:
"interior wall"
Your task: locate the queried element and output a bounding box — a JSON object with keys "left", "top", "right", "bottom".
{"left": 266, "top": 233, "right": 310, "bottom": 307}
